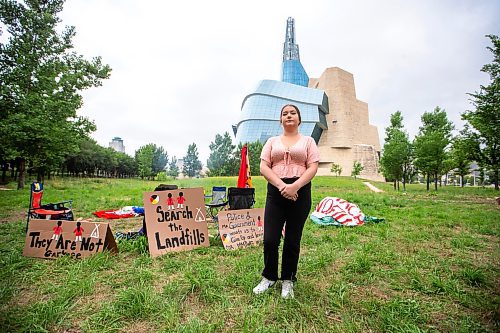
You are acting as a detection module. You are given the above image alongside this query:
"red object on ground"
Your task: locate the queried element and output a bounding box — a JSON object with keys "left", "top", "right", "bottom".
{"left": 92, "top": 210, "right": 136, "bottom": 219}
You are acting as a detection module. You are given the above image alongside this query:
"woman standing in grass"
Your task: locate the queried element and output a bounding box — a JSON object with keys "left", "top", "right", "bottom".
{"left": 253, "top": 104, "right": 319, "bottom": 299}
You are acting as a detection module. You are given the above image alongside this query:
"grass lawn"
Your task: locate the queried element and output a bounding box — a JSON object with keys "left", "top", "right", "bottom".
{"left": 0, "top": 176, "right": 498, "bottom": 332}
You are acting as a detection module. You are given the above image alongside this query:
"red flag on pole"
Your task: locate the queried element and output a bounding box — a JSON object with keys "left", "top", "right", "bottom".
{"left": 237, "top": 144, "right": 252, "bottom": 188}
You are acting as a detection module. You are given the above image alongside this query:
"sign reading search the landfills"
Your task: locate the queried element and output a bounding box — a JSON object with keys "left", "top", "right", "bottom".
{"left": 143, "top": 187, "right": 209, "bottom": 257}
{"left": 217, "top": 208, "right": 264, "bottom": 250}
{"left": 23, "top": 219, "right": 117, "bottom": 259}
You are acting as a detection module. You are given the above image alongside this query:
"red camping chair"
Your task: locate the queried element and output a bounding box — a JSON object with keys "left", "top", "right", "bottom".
{"left": 26, "top": 182, "right": 74, "bottom": 232}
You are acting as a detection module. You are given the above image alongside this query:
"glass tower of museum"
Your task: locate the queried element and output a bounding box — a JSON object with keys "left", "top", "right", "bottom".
{"left": 234, "top": 17, "right": 328, "bottom": 144}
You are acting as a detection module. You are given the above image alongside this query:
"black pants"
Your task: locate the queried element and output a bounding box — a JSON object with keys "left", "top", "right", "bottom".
{"left": 262, "top": 178, "right": 312, "bottom": 282}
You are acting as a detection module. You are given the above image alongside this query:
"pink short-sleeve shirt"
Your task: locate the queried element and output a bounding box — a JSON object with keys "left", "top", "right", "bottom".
{"left": 260, "top": 135, "right": 320, "bottom": 179}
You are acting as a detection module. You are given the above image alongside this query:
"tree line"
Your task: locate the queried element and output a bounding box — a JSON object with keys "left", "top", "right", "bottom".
{"left": 379, "top": 35, "right": 499, "bottom": 191}
{"left": 0, "top": 132, "right": 260, "bottom": 183}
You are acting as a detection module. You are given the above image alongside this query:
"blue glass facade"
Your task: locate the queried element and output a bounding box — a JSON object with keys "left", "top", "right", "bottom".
{"left": 234, "top": 17, "right": 329, "bottom": 145}
{"left": 281, "top": 60, "right": 309, "bottom": 87}
{"left": 235, "top": 80, "right": 328, "bottom": 144}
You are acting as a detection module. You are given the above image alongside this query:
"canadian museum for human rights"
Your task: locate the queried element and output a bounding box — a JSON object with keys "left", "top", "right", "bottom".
{"left": 234, "top": 17, "right": 384, "bottom": 181}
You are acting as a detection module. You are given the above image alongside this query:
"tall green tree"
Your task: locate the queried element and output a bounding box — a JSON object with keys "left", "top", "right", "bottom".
{"left": 101, "top": 148, "right": 118, "bottom": 177}
{"left": 135, "top": 145, "right": 155, "bottom": 180}
{"left": 0, "top": 0, "right": 111, "bottom": 189}
{"left": 167, "top": 156, "right": 179, "bottom": 178}
{"left": 115, "top": 152, "right": 137, "bottom": 178}
{"left": 64, "top": 138, "right": 99, "bottom": 176}
{"left": 183, "top": 143, "right": 202, "bottom": 178}
{"left": 207, "top": 132, "right": 236, "bottom": 176}
{"left": 413, "top": 107, "right": 454, "bottom": 191}
{"left": 380, "top": 111, "right": 413, "bottom": 191}
{"left": 133, "top": 143, "right": 167, "bottom": 179}
{"left": 152, "top": 145, "right": 168, "bottom": 175}
{"left": 450, "top": 128, "right": 476, "bottom": 187}
{"left": 463, "top": 34, "right": 500, "bottom": 190}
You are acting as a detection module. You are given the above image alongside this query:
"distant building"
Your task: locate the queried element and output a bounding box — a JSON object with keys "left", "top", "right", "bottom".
{"left": 109, "top": 137, "right": 125, "bottom": 153}
{"left": 175, "top": 158, "right": 184, "bottom": 172}
{"left": 234, "top": 17, "right": 383, "bottom": 181}
{"left": 175, "top": 158, "right": 186, "bottom": 179}
{"left": 443, "top": 161, "right": 486, "bottom": 186}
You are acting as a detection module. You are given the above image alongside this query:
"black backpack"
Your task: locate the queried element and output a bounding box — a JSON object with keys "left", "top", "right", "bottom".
{"left": 155, "top": 184, "right": 178, "bottom": 191}
{"left": 228, "top": 187, "right": 255, "bottom": 210}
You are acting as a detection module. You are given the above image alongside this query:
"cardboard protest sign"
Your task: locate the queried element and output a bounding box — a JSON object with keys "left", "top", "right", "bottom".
{"left": 217, "top": 208, "right": 265, "bottom": 250}
{"left": 23, "top": 219, "right": 117, "bottom": 259}
{"left": 143, "top": 187, "right": 209, "bottom": 257}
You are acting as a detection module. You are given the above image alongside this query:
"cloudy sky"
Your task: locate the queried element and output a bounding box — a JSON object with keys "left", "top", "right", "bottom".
{"left": 56, "top": 0, "right": 499, "bottom": 163}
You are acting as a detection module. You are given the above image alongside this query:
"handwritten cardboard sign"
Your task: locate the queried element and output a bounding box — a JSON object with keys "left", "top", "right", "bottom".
{"left": 23, "top": 219, "right": 117, "bottom": 259}
{"left": 143, "top": 187, "right": 209, "bottom": 257}
{"left": 217, "top": 208, "right": 265, "bottom": 250}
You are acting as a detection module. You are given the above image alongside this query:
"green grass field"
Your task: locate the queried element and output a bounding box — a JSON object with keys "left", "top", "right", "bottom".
{"left": 0, "top": 176, "right": 498, "bottom": 332}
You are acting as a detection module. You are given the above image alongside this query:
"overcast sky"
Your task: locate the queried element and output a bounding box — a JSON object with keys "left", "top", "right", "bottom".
{"left": 56, "top": 0, "right": 499, "bottom": 163}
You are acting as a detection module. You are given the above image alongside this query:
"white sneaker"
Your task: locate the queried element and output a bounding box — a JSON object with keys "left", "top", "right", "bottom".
{"left": 281, "top": 280, "right": 294, "bottom": 299}
{"left": 253, "top": 277, "right": 276, "bottom": 294}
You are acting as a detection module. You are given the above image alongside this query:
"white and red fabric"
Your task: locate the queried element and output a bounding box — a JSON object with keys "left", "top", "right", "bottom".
{"left": 310, "top": 197, "right": 365, "bottom": 226}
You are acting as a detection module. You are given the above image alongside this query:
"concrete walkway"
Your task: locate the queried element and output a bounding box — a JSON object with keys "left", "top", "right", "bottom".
{"left": 363, "top": 182, "right": 384, "bottom": 193}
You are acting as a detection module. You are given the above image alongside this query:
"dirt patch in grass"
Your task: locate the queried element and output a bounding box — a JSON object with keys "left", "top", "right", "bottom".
{"left": 152, "top": 272, "right": 182, "bottom": 293}
{"left": 307, "top": 255, "right": 349, "bottom": 293}
{"left": 478, "top": 234, "right": 499, "bottom": 252}
{"left": 0, "top": 210, "right": 25, "bottom": 223}
{"left": 429, "top": 299, "right": 499, "bottom": 333}
{"left": 324, "top": 309, "right": 343, "bottom": 324}
{"left": 118, "top": 320, "right": 157, "bottom": 333}
{"left": 350, "top": 284, "right": 394, "bottom": 304}
{"left": 76, "top": 282, "right": 115, "bottom": 309}
{"left": 477, "top": 308, "right": 500, "bottom": 332}
{"left": 368, "top": 285, "right": 391, "bottom": 301}
{"left": 417, "top": 196, "right": 498, "bottom": 206}
{"left": 210, "top": 254, "right": 237, "bottom": 276}
{"left": 8, "top": 286, "right": 55, "bottom": 308}
{"left": 465, "top": 196, "right": 500, "bottom": 205}
{"left": 59, "top": 327, "right": 83, "bottom": 333}
{"left": 427, "top": 310, "right": 455, "bottom": 332}
{"left": 106, "top": 217, "right": 143, "bottom": 234}
{"left": 180, "top": 292, "right": 205, "bottom": 322}
{"left": 451, "top": 225, "right": 465, "bottom": 233}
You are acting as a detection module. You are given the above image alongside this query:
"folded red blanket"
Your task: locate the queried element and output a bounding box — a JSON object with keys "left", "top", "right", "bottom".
{"left": 93, "top": 206, "right": 143, "bottom": 219}
{"left": 93, "top": 210, "right": 136, "bottom": 219}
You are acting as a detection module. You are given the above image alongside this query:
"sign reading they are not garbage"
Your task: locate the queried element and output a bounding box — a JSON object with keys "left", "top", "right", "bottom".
{"left": 23, "top": 219, "right": 117, "bottom": 259}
